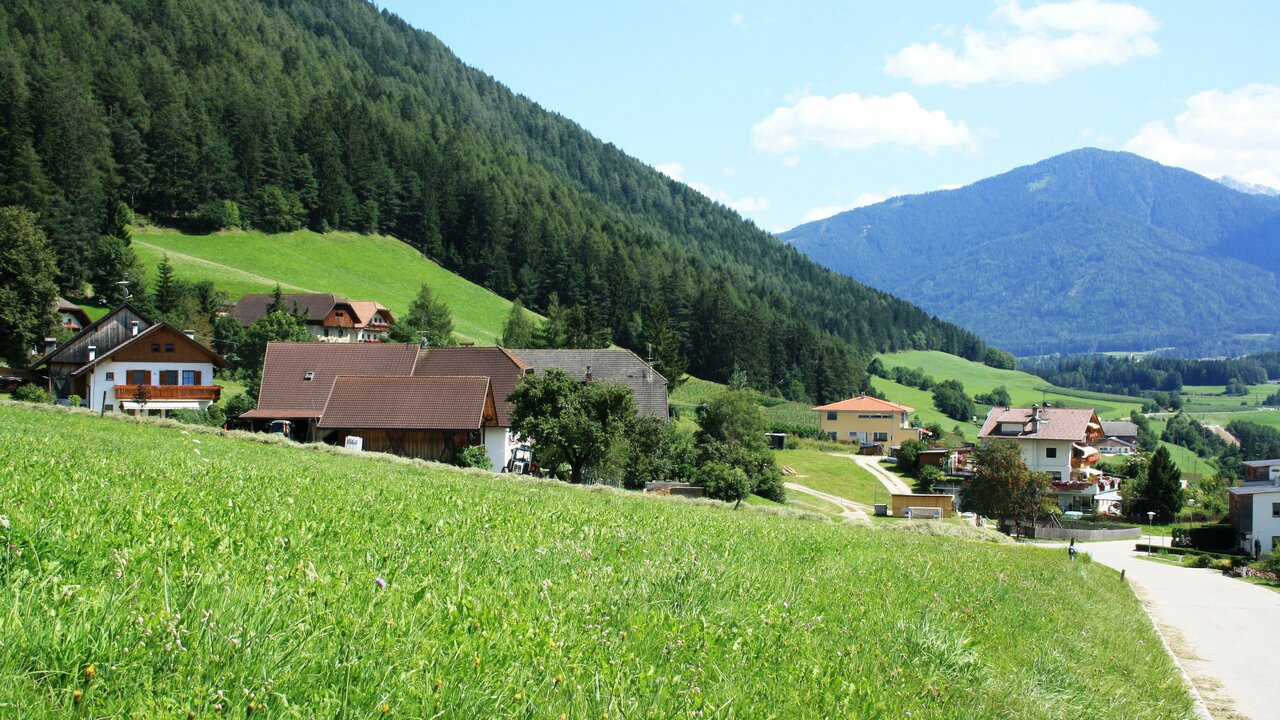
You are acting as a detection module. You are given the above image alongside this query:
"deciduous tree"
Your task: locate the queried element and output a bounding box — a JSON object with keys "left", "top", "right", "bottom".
{"left": 508, "top": 368, "right": 636, "bottom": 484}
{"left": 966, "top": 440, "right": 1053, "bottom": 536}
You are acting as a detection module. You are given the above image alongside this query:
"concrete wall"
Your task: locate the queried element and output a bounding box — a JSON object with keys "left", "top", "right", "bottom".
{"left": 1031, "top": 525, "right": 1141, "bottom": 541}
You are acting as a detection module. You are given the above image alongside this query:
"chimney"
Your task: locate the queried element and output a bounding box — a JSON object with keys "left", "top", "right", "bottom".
{"left": 131, "top": 320, "right": 140, "bottom": 337}
{"left": 44, "top": 337, "right": 56, "bottom": 354}
{"left": 183, "top": 330, "right": 196, "bottom": 340}
{"left": 87, "top": 345, "right": 97, "bottom": 362}
{"left": 585, "top": 365, "right": 593, "bottom": 382}
{"left": 1030, "top": 404, "right": 1040, "bottom": 433}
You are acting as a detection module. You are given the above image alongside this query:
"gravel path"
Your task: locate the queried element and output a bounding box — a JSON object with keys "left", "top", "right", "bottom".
{"left": 1084, "top": 540, "right": 1280, "bottom": 719}
{"left": 832, "top": 453, "right": 913, "bottom": 495}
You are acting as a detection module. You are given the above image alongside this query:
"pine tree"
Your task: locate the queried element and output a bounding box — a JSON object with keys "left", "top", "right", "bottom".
{"left": 1141, "top": 446, "right": 1184, "bottom": 523}
{"left": 154, "top": 255, "right": 178, "bottom": 314}
{"left": 0, "top": 206, "right": 59, "bottom": 367}
{"left": 390, "top": 283, "right": 455, "bottom": 347}
{"left": 501, "top": 299, "right": 536, "bottom": 347}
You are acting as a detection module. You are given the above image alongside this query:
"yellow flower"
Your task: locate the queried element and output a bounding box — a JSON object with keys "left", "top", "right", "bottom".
{"left": 434, "top": 678, "right": 443, "bottom": 688}
{"left": 84, "top": 664, "right": 96, "bottom": 682}
{"left": 554, "top": 674, "right": 564, "bottom": 685}
{"left": 514, "top": 693, "right": 522, "bottom": 701}
{"left": 381, "top": 703, "right": 390, "bottom": 714}
{"left": 72, "top": 690, "right": 83, "bottom": 703}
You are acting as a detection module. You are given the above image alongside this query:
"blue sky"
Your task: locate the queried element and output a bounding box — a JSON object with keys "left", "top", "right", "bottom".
{"left": 383, "top": 1, "right": 1279, "bottom": 232}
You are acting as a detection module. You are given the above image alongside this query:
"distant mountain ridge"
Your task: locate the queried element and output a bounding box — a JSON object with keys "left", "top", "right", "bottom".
{"left": 1217, "top": 175, "right": 1280, "bottom": 197}
{"left": 780, "top": 149, "right": 1280, "bottom": 356}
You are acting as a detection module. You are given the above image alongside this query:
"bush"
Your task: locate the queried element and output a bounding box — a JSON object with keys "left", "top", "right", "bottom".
{"left": 916, "top": 465, "right": 944, "bottom": 493}
{"left": 896, "top": 438, "right": 928, "bottom": 474}
{"left": 170, "top": 407, "right": 226, "bottom": 427}
{"left": 66, "top": 394, "right": 82, "bottom": 407}
{"left": 455, "top": 445, "right": 491, "bottom": 470}
{"left": 222, "top": 393, "right": 257, "bottom": 420}
{"left": 12, "top": 384, "right": 53, "bottom": 404}
{"left": 1181, "top": 553, "right": 1212, "bottom": 568}
{"left": 698, "top": 461, "right": 752, "bottom": 505}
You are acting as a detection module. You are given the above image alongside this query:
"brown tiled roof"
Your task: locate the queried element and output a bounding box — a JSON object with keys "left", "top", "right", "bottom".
{"left": 253, "top": 342, "right": 420, "bottom": 419}
{"left": 414, "top": 347, "right": 530, "bottom": 426}
{"left": 317, "top": 376, "right": 495, "bottom": 430}
{"left": 232, "top": 293, "right": 343, "bottom": 326}
{"left": 347, "top": 300, "right": 395, "bottom": 326}
{"left": 978, "top": 407, "right": 1101, "bottom": 441}
{"left": 813, "top": 395, "right": 913, "bottom": 413}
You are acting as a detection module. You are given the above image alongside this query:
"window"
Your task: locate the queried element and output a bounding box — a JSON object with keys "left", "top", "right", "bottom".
{"left": 826, "top": 412, "right": 837, "bottom": 421}
{"left": 1273, "top": 502, "right": 1279, "bottom": 518}
{"left": 1046, "top": 447, "right": 1057, "bottom": 459}
{"left": 338, "top": 329, "right": 346, "bottom": 338}
{"left": 151, "top": 343, "right": 161, "bottom": 352}
{"left": 826, "top": 432, "right": 837, "bottom": 440}
{"left": 182, "top": 370, "right": 201, "bottom": 385}
{"left": 159, "top": 370, "right": 179, "bottom": 386}
{"left": 335, "top": 311, "right": 345, "bottom": 318}
{"left": 303, "top": 371, "right": 315, "bottom": 381}
{"left": 104, "top": 404, "right": 114, "bottom": 413}
{"left": 164, "top": 343, "right": 174, "bottom": 352}
{"left": 873, "top": 432, "right": 889, "bottom": 442}
{"left": 126, "top": 370, "right": 150, "bottom": 385}
{"left": 324, "top": 328, "right": 330, "bottom": 337}
{"left": 104, "top": 371, "right": 114, "bottom": 381}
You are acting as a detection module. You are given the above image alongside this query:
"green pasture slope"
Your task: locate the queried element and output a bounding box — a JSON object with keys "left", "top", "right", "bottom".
{"left": 0, "top": 403, "right": 1193, "bottom": 718}
{"left": 876, "top": 350, "right": 1145, "bottom": 421}
{"left": 131, "top": 226, "right": 528, "bottom": 344}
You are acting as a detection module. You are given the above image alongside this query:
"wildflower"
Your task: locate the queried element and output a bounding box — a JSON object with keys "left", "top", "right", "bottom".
{"left": 72, "top": 690, "right": 83, "bottom": 703}
{"left": 514, "top": 693, "right": 522, "bottom": 701}
{"left": 375, "top": 577, "right": 387, "bottom": 590}
{"left": 554, "top": 674, "right": 564, "bottom": 685}
{"left": 84, "top": 664, "right": 96, "bottom": 682}
{"left": 434, "top": 679, "right": 443, "bottom": 688}
{"left": 381, "top": 703, "right": 390, "bottom": 714}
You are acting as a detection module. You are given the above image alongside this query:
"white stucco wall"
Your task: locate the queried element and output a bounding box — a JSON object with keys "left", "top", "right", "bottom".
{"left": 85, "top": 359, "right": 217, "bottom": 412}
{"left": 481, "top": 427, "right": 519, "bottom": 472}
{"left": 1250, "top": 490, "right": 1280, "bottom": 555}
{"left": 1015, "top": 439, "right": 1073, "bottom": 480}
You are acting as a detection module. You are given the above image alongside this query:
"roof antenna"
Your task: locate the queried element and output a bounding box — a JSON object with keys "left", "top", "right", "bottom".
{"left": 418, "top": 331, "right": 429, "bottom": 349}
{"left": 115, "top": 276, "right": 131, "bottom": 299}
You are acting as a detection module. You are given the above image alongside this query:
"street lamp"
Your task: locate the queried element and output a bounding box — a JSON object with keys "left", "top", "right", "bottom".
{"left": 1147, "top": 511, "right": 1155, "bottom": 557}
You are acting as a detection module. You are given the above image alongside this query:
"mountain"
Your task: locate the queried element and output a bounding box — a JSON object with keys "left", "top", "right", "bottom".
{"left": 0, "top": 0, "right": 987, "bottom": 403}
{"left": 780, "top": 149, "right": 1280, "bottom": 356}
{"left": 1217, "top": 175, "right": 1280, "bottom": 197}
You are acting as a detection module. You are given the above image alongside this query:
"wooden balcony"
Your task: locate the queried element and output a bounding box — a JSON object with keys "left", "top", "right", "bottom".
{"left": 114, "top": 385, "right": 222, "bottom": 402}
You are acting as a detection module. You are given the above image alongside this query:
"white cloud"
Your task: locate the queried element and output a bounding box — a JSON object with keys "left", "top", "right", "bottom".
{"left": 730, "top": 12, "right": 744, "bottom": 26}
{"left": 1125, "top": 84, "right": 1280, "bottom": 187}
{"left": 802, "top": 191, "right": 897, "bottom": 223}
{"left": 656, "top": 161, "right": 768, "bottom": 215}
{"left": 752, "top": 92, "right": 974, "bottom": 154}
{"left": 885, "top": 0, "right": 1159, "bottom": 87}
{"left": 938, "top": 183, "right": 964, "bottom": 190}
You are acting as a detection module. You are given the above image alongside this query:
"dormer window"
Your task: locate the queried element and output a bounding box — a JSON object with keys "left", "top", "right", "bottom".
{"left": 303, "top": 371, "right": 315, "bottom": 381}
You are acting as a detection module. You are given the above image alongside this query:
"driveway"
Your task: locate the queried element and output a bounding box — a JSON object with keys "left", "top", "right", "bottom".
{"left": 833, "top": 453, "right": 913, "bottom": 495}
{"left": 785, "top": 481, "right": 869, "bottom": 521}
{"left": 1084, "top": 540, "right": 1280, "bottom": 719}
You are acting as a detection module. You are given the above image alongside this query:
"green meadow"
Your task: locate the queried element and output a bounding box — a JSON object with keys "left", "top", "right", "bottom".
{"left": 774, "top": 448, "right": 891, "bottom": 507}
{"left": 0, "top": 403, "right": 1193, "bottom": 718}
{"left": 131, "top": 226, "right": 527, "bottom": 344}
{"left": 875, "top": 351, "right": 1145, "bottom": 421}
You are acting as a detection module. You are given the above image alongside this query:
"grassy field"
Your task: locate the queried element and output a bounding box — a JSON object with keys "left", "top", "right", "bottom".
{"left": 775, "top": 448, "right": 891, "bottom": 507}
{"left": 0, "top": 402, "right": 1194, "bottom": 718}
{"left": 868, "top": 375, "right": 979, "bottom": 439}
{"left": 876, "top": 351, "right": 1145, "bottom": 421}
{"left": 131, "top": 226, "right": 529, "bottom": 344}
{"left": 669, "top": 378, "right": 818, "bottom": 433}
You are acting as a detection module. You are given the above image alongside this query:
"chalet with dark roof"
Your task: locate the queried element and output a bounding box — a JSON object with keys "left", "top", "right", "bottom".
{"left": 29, "top": 303, "right": 228, "bottom": 415}
{"left": 979, "top": 406, "right": 1106, "bottom": 512}
{"left": 231, "top": 293, "right": 394, "bottom": 343}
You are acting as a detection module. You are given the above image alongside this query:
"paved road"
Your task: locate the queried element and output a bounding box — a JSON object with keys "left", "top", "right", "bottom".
{"left": 1084, "top": 540, "right": 1280, "bottom": 719}
{"left": 834, "top": 453, "right": 913, "bottom": 495}
{"left": 784, "top": 481, "right": 869, "bottom": 521}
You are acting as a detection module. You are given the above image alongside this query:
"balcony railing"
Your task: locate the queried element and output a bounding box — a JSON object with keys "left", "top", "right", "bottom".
{"left": 114, "top": 385, "right": 222, "bottom": 402}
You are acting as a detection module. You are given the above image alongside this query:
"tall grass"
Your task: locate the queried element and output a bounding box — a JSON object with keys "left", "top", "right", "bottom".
{"left": 0, "top": 403, "right": 1193, "bottom": 718}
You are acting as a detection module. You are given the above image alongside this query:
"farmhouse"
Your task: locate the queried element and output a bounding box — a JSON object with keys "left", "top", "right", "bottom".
{"left": 231, "top": 293, "right": 395, "bottom": 343}
{"left": 28, "top": 303, "right": 229, "bottom": 415}
{"left": 242, "top": 343, "right": 531, "bottom": 470}
{"left": 978, "top": 406, "right": 1106, "bottom": 513}
{"left": 812, "top": 395, "right": 921, "bottom": 449}
{"left": 508, "top": 348, "right": 669, "bottom": 418}
{"left": 1228, "top": 480, "right": 1280, "bottom": 557}
{"left": 54, "top": 297, "right": 91, "bottom": 332}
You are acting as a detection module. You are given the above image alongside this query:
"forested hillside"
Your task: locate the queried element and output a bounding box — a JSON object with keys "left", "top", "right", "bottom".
{"left": 0, "top": 0, "right": 986, "bottom": 401}
{"left": 781, "top": 149, "right": 1280, "bottom": 357}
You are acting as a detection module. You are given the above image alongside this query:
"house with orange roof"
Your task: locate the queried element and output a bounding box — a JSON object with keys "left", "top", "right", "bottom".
{"left": 813, "top": 395, "right": 922, "bottom": 449}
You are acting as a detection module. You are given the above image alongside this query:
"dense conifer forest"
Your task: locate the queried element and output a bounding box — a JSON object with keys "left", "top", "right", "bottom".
{"left": 0, "top": 0, "right": 987, "bottom": 401}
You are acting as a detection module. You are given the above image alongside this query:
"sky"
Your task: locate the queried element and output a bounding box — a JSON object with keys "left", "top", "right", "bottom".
{"left": 382, "top": 1, "right": 1280, "bottom": 232}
